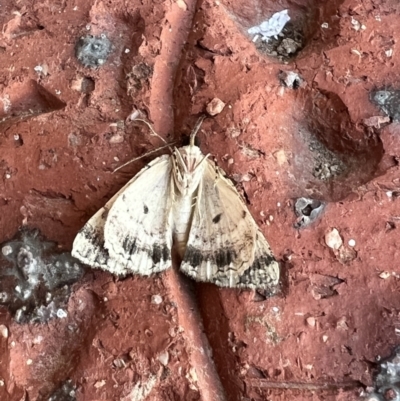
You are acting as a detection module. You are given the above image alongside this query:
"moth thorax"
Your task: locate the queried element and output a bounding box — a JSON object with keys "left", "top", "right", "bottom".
{"left": 173, "top": 146, "right": 206, "bottom": 196}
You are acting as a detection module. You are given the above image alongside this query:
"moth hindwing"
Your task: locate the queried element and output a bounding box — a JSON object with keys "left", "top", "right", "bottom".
{"left": 72, "top": 121, "right": 280, "bottom": 290}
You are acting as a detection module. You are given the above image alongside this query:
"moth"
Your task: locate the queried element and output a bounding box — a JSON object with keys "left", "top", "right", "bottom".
{"left": 72, "top": 118, "right": 280, "bottom": 290}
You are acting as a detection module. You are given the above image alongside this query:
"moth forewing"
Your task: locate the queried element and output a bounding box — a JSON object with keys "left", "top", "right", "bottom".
{"left": 72, "top": 192, "right": 125, "bottom": 274}
{"left": 74, "top": 155, "right": 174, "bottom": 276}
{"left": 180, "top": 161, "right": 260, "bottom": 283}
{"left": 103, "top": 156, "right": 174, "bottom": 275}
{"left": 71, "top": 165, "right": 158, "bottom": 275}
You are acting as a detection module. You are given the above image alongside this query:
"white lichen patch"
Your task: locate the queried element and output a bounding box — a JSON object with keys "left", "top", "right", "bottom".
{"left": 248, "top": 10, "right": 290, "bottom": 42}
{"left": 0, "top": 230, "right": 85, "bottom": 323}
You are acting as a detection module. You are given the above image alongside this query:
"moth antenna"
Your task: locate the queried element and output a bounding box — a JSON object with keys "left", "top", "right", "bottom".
{"left": 131, "top": 118, "right": 169, "bottom": 145}
{"left": 113, "top": 142, "right": 177, "bottom": 173}
{"left": 189, "top": 115, "right": 206, "bottom": 147}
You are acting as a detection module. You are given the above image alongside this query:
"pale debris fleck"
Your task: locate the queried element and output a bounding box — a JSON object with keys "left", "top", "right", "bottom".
{"left": 363, "top": 115, "right": 390, "bottom": 128}
{"left": 113, "top": 358, "right": 127, "bottom": 368}
{"left": 176, "top": 0, "right": 187, "bottom": 11}
{"left": 336, "top": 316, "right": 348, "bottom": 330}
{"left": 186, "top": 367, "right": 199, "bottom": 391}
{"left": 94, "top": 380, "right": 106, "bottom": 388}
{"left": 56, "top": 309, "right": 67, "bottom": 318}
{"left": 279, "top": 71, "right": 302, "bottom": 89}
{"left": 379, "top": 271, "right": 391, "bottom": 279}
{"left": 206, "top": 97, "right": 226, "bottom": 116}
{"left": 2, "top": 245, "right": 13, "bottom": 256}
{"left": 274, "top": 149, "right": 287, "bottom": 165}
{"left": 34, "top": 64, "right": 48, "bottom": 75}
{"left": 351, "top": 17, "right": 361, "bottom": 31}
{"left": 386, "top": 49, "right": 393, "bottom": 58}
{"left": 151, "top": 294, "right": 162, "bottom": 304}
{"left": 348, "top": 239, "right": 356, "bottom": 247}
{"left": 337, "top": 245, "right": 357, "bottom": 264}
{"left": 0, "top": 324, "right": 8, "bottom": 338}
{"left": 157, "top": 350, "right": 169, "bottom": 366}
{"left": 33, "top": 335, "right": 43, "bottom": 344}
{"left": 325, "top": 228, "right": 343, "bottom": 250}
{"left": 248, "top": 10, "right": 290, "bottom": 42}
{"left": 109, "top": 133, "right": 125, "bottom": 144}
{"left": 0, "top": 95, "right": 11, "bottom": 113}
{"left": 351, "top": 48, "right": 362, "bottom": 57}
{"left": 125, "top": 109, "right": 141, "bottom": 123}
{"left": 121, "top": 375, "right": 157, "bottom": 401}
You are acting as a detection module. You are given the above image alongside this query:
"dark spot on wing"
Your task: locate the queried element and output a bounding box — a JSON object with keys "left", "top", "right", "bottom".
{"left": 212, "top": 213, "right": 222, "bottom": 224}
{"left": 242, "top": 210, "right": 247, "bottom": 218}
{"left": 251, "top": 254, "right": 276, "bottom": 271}
{"left": 184, "top": 246, "right": 237, "bottom": 269}
{"left": 215, "top": 249, "right": 236, "bottom": 268}
{"left": 184, "top": 245, "right": 204, "bottom": 267}
{"left": 78, "top": 225, "right": 111, "bottom": 266}
{"left": 151, "top": 244, "right": 170, "bottom": 264}
{"left": 144, "top": 205, "right": 149, "bottom": 214}
{"left": 152, "top": 245, "right": 162, "bottom": 264}
{"left": 123, "top": 237, "right": 137, "bottom": 255}
{"left": 162, "top": 244, "right": 169, "bottom": 261}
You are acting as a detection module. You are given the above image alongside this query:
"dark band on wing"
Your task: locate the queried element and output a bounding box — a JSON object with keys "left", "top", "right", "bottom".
{"left": 236, "top": 254, "right": 278, "bottom": 290}
{"left": 151, "top": 243, "right": 170, "bottom": 264}
{"left": 123, "top": 237, "right": 137, "bottom": 255}
{"left": 77, "top": 225, "right": 170, "bottom": 271}
{"left": 75, "top": 224, "right": 111, "bottom": 266}
{"left": 184, "top": 245, "right": 238, "bottom": 270}
{"left": 121, "top": 236, "right": 170, "bottom": 264}
{"left": 182, "top": 243, "right": 279, "bottom": 290}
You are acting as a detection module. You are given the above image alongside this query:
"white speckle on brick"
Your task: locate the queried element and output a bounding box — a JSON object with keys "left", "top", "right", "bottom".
{"left": 348, "top": 239, "right": 356, "bottom": 247}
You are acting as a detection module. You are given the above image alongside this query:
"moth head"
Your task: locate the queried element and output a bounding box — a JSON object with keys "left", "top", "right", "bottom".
{"left": 173, "top": 146, "right": 209, "bottom": 195}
